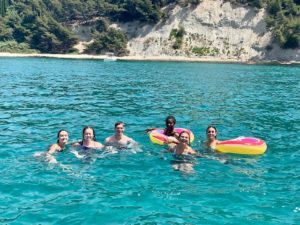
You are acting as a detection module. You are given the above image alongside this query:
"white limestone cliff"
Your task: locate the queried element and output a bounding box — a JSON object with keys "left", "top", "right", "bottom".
{"left": 72, "top": 0, "right": 300, "bottom": 62}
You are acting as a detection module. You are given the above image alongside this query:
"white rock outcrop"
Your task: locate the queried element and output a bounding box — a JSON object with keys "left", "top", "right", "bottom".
{"left": 73, "top": 0, "right": 300, "bottom": 62}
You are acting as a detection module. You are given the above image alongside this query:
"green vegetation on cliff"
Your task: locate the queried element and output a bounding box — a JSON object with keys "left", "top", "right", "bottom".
{"left": 0, "top": 0, "right": 299, "bottom": 54}
{"left": 169, "top": 27, "right": 186, "bottom": 49}
{"left": 265, "top": 0, "right": 300, "bottom": 48}
{"left": 84, "top": 18, "right": 128, "bottom": 56}
{"left": 234, "top": 0, "right": 300, "bottom": 48}
{"left": 0, "top": 0, "right": 77, "bottom": 53}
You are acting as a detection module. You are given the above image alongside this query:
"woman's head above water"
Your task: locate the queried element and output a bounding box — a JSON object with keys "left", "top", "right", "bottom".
{"left": 56, "top": 130, "right": 69, "bottom": 144}
{"left": 82, "top": 126, "right": 96, "bottom": 141}
{"left": 206, "top": 125, "right": 217, "bottom": 140}
{"left": 179, "top": 130, "right": 190, "bottom": 145}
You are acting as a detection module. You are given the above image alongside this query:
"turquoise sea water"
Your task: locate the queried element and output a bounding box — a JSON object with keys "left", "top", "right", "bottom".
{"left": 0, "top": 58, "right": 299, "bottom": 224}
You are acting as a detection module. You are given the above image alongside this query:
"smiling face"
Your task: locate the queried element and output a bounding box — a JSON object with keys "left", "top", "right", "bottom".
{"left": 206, "top": 127, "right": 217, "bottom": 141}
{"left": 179, "top": 131, "right": 190, "bottom": 145}
{"left": 83, "top": 128, "right": 94, "bottom": 141}
{"left": 166, "top": 118, "right": 175, "bottom": 129}
{"left": 57, "top": 130, "right": 68, "bottom": 144}
{"left": 115, "top": 123, "right": 124, "bottom": 135}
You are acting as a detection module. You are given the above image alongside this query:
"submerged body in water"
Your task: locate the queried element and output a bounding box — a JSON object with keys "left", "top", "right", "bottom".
{"left": 105, "top": 122, "right": 138, "bottom": 150}
{"left": 169, "top": 131, "right": 198, "bottom": 173}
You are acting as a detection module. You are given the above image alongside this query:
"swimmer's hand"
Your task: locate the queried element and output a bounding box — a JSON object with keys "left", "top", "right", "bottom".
{"left": 60, "top": 164, "right": 73, "bottom": 171}
{"left": 48, "top": 157, "right": 58, "bottom": 164}
{"left": 45, "top": 153, "right": 58, "bottom": 164}
{"left": 71, "top": 150, "right": 84, "bottom": 159}
{"left": 196, "top": 152, "right": 203, "bottom": 157}
{"left": 145, "top": 128, "right": 155, "bottom": 134}
{"left": 105, "top": 146, "right": 115, "bottom": 151}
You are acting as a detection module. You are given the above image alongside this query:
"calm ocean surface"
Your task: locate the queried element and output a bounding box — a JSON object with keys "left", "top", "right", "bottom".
{"left": 0, "top": 58, "right": 299, "bottom": 224}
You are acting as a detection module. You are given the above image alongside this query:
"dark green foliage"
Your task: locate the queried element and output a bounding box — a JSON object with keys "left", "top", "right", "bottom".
{"left": 0, "top": 19, "right": 12, "bottom": 41}
{"left": 252, "top": 0, "right": 265, "bottom": 8}
{"left": 266, "top": 0, "right": 300, "bottom": 48}
{"left": 1, "top": 0, "right": 300, "bottom": 53}
{"left": 188, "top": 0, "right": 201, "bottom": 6}
{"left": 0, "top": 0, "right": 176, "bottom": 53}
{"left": 169, "top": 27, "right": 186, "bottom": 49}
{"left": 29, "top": 17, "right": 77, "bottom": 53}
{"left": 2, "top": 0, "right": 77, "bottom": 53}
{"left": 0, "top": 0, "right": 9, "bottom": 17}
{"left": 192, "top": 46, "right": 220, "bottom": 56}
{"left": 108, "top": 0, "right": 162, "bottom": 23}
{"left": 284, "top": 33, "right": 299, "bottom": 48}
{"left": 95, "top": 18, "right": 109, "bottom": 33}
{"left": 294, "top": 0, "right": 300, "bottom": 5}
{"left": 192, "top": 47, "right": 210, "bottom": 55}
{"left": 0, "top": 40, "right": 37, "bottom": 53}
{"left": 85, "top": 28, "right": 128, "bottom": 56}
{"left": 232, "top": 0, "right": 265, "bottom": 8}
{"left": 268, "top": 0, "right": 281, "bottom": 15}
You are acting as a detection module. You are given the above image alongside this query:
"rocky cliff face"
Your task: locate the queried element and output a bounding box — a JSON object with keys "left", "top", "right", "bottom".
{"left": 73, "top": 0, "right": 300, "bottom": 62}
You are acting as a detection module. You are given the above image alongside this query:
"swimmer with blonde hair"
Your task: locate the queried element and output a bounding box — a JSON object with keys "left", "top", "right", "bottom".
{"left": 169, "top": 131, "right": 198, "bottom": 173}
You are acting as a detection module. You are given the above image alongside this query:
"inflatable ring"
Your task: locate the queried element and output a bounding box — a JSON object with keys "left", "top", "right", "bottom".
{"left": 149, "top": 128, "right": 194, "bottom": 145}
{"left": 216, "top": 137, "right": 267, "bottom": 155}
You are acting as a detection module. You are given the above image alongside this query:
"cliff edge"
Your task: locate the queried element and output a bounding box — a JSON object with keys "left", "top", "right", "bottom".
{"left": 72, "top": 0, "right": 300, "bottom": 62}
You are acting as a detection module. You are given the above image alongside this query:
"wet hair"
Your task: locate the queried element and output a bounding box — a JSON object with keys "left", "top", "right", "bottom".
{"left": 206, "top": 125, "right": 217, "bottom": 139}
{"left": 114, "top": 121, "right": 124, "bottom": 128}
{"left": 179, "top": 130, "right": 190, "bottom": 146}
{"left": 165, "top": 115, "right": 176, "bottom": 124}
{"left": 57, "top": 130, "right": 68, "bottom": 143}
{"left": 82, "top": 126, "right": 96, "bottom": 141}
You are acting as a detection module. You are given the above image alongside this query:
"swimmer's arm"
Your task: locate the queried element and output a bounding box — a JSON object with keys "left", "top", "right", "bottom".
{"left": 72, "top": 142, "right": 80, "bottom": 147}
{"left": 48, "top": 144, "right": 57, "bottom": 154}
{"left": 70, "top": 149, "right": 84, "bottom": 159}
{"left": 95, "top": 142, "right": 104, "bottom": 149}
{"left": 188, "top": 148, "right": 199, "bottom": 155}
{"left": 104, "top": 137, "right": 112, "bottom": 146}
{"left": 174, "top": 132, "right": 179, "bottom": 139}
{"left": 127, "top": 138, "right": 139, "bottom": 148}
{"left": 145, "top": 128, "right": 164, "bottom": 133}
{"left": 46, "top": 144, "right": 58, "bottom": 164}
{"left": 165, "top": 137, "right": 179, "bottom": 144}
{"left": 168, "top": 146, "right": 176, "bottom": 153}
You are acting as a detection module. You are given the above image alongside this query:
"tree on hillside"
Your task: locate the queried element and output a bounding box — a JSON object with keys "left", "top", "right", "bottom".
{"left": 108, "top": 0, "right": 162, "bottom": 23}
{"left": 85, "top": 27, "right": 128, "bottom": 56}
{"left": 0, "top": 19, "right": 12, "bottom": 41}
{"left": 0, "top": 0, "right": 9, "bottom": 17}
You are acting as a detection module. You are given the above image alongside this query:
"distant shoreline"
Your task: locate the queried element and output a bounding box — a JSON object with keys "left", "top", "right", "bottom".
{"left": 0, "top": 52, "right": 298, "bottom": 65}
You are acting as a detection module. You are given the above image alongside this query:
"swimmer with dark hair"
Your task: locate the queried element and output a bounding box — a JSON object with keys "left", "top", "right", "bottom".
{"left": 73, "top": 126, "right": 103, "bottom": 150}
{"left": 203, "top": 126, "right": 219, "bottom": 149}
{"left": 146, "top": 115, "right": 179, "bottom": 144}
{"left": 202, "top": 126, "right": 229, "bottom": 164}
{"left": 46, "top": 130, "right": 69, "bottom": 163}
{"left": 105, "top": 122, "right": 137, "bottom": 149}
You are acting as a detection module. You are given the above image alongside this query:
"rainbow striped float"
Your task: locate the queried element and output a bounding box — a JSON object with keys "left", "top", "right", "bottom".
{"left": 216, "top": 137, "right": 267, "bottom": 155}
{"left": 149, "top": 128, "right": 194, "bottom": 145}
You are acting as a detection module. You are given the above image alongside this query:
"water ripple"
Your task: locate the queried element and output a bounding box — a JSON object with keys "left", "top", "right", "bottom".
{"left": 0, "top": 58, "right": 299, "bottom": 224}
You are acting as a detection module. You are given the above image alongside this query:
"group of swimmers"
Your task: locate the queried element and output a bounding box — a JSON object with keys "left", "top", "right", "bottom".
{"left": 46, "top": 116, "right": 219, "bottom": 168}
{"left": 47, "top": 121, "right": 136, "bottom": 163}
